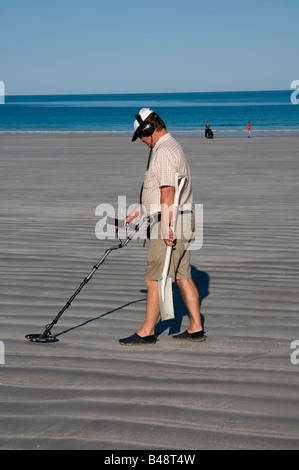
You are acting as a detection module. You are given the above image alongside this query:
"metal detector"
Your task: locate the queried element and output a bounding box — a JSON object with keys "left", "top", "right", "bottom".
{"left": 25, "top": 216, "right": 147, "bottom": 343}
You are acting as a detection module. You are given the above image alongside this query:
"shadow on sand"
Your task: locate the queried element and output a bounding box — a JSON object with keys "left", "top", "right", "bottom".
{"left": 55, "top": 265, "right": 209, "bottom": 340}
{"left": 155, "top": 265, "right": 210, "bottom": 337}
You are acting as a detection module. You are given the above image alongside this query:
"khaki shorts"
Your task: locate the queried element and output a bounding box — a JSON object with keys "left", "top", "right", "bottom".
{"left": 145, "top": 212, "right": 195, "bottom": 281}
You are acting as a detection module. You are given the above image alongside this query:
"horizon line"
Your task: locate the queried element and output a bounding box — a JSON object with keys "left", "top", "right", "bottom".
{"left": 4, "top": 89, "right": 291, "bottom": 97}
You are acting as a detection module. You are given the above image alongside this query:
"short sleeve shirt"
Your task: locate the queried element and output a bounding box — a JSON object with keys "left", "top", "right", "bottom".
{"left": 141, "top": 133, "right": 193, "bottom": 216}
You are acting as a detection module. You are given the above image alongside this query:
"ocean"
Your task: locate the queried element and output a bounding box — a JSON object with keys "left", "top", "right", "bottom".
{"left": 0, "top": 90, "right": 298, "bottom": 135}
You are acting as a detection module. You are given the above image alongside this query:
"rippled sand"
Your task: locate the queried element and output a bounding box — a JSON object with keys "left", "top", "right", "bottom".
{"left": 0, "top": 134, "right": 298, "bottom": 449}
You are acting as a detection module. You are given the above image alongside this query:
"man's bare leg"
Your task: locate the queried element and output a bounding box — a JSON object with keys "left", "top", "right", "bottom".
{"left": 137, "top": 280, "right": 160, "bottom": 337}
{"left": 176, "top": 278, "right": 203, "bottom": 333}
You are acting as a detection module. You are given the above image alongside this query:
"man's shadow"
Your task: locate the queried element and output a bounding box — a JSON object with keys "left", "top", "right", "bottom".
{"left": 154, "top": 265, "right": 209, "bottom": 337}
{"left": 54, "top": 265, "right": 209, "bottom": 341}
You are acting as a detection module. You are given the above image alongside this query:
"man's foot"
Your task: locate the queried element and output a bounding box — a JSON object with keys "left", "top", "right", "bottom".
{"left": 119, "top": 332, "right": 156, "bottom": 346}
{"left": 172, "top": 330, "right": 206, "bottom": 342}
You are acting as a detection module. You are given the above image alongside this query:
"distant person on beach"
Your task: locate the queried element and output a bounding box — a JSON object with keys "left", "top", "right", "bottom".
{"left": 205, "top": 121, "right": 210, "bottom": 138}
{"left": 247, "top": 121, "right": 252, "bottom": 138}
{"left": 205, "top": 121, "right": 213, "bottom": 139}
{"left": 119, "top": 108, "right": 205, "bottom": 346}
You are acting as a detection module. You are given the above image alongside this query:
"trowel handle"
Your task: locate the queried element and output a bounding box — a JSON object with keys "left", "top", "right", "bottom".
{"left": 161, "top": 244, "right": 173, "bottom": 285}
{"left": 171, "top": 172, "right": 187, "bottom": 230}
{"left": 174, "top": 172, "right": 187, "bottom": 206}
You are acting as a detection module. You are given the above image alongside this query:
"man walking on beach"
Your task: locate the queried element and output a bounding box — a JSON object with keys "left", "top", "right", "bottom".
{"left": 119, "top": 108, "right": 205, "bottom": 345}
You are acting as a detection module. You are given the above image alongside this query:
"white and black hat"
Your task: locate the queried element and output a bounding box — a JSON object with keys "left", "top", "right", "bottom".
{"left": 132, "top": 108, "right": 155, "bottom": 142}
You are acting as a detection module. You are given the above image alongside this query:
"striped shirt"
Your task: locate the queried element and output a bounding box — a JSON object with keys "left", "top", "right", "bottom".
{"left": 141, "top": 133, "right": 193, "bottom": 216}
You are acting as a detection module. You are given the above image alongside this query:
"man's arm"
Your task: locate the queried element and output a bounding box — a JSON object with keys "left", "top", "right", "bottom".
{"left": 160, "top": 185, "right": 175, "bottom": 246}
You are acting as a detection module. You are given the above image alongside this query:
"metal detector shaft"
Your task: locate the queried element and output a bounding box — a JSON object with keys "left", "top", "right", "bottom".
{"left": 26, "top": 215, "right": 147, "bottom": 342}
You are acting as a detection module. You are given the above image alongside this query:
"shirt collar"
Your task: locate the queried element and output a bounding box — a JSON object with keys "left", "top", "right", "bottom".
{"left": 153, "top": 132, "right": 171, "bottom": 151}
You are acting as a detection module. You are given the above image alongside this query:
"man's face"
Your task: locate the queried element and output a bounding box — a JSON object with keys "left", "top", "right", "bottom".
{"left": 140, "top": 134, "right": 152, "bottom": 148}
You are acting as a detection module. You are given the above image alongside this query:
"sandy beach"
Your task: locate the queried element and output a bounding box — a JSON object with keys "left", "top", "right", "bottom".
{"left": 0, "top": 133, "right": 298, "bottom": 450}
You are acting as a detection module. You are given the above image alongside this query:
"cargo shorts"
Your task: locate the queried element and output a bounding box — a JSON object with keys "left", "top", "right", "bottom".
{"left": 145, "top": 212, "right": 195, "bottom": 281}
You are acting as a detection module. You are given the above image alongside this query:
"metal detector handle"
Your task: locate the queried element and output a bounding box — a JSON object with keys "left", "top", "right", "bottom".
{"left": 106, "top": 216, "right": 136, "bottom": 231}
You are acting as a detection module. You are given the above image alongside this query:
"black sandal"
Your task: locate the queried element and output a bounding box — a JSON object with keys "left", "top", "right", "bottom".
{"left": 119, "top": 332, "right": 156, "bottom": 346}
{"left": 172, "top": 330, "right": 206, "bottom": 342}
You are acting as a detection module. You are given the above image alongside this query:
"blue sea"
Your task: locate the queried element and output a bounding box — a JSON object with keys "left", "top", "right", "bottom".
{"left": 0, "top": 90, "right": 298, "bottom": 135}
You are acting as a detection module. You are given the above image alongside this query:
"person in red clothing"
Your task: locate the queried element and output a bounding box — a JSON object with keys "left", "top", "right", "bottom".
{"left": 247, "top": 121, "right": 252, "bottom": 138}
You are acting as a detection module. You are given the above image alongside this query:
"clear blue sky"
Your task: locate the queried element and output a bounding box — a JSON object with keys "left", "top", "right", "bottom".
{"left": 1, "top": 0, "right": 298, "bottom": 95}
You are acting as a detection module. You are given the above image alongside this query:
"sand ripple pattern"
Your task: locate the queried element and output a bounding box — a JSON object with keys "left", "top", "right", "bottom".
{"left": 0, "top": 135, "right": 298, "bottom": 449}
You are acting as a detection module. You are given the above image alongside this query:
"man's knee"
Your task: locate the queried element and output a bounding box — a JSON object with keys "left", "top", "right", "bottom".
{"left": 176, "top": 277, "right": 191, "bottom": 286}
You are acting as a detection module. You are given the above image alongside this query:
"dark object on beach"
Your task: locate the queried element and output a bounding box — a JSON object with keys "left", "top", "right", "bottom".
{"left": 206, "top": 127, "right": 214, "bottom": 139}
